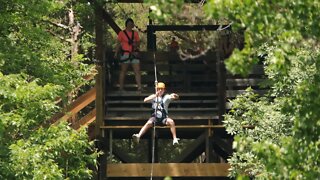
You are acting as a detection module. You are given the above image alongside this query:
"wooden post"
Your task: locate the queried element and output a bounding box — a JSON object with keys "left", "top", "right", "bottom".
{"left": 94, "top": 2, "right": 106, "bottom": 179}
{"left": 216, "top": 50, "right": 226, "bottom": 124}
{"left": 147, "top": 25, "right": 156, "bottom": 51}
{"left": 205, "top": 130, "right": 214, "bottom": 163}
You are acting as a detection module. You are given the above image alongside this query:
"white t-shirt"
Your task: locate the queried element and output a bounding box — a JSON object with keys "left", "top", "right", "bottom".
{"left": 151, "top": 94, "right": 172, "bottom": 114}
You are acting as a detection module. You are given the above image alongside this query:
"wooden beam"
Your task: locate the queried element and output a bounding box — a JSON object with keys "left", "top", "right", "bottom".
{"left": 101, "top": 8, "right": 121, "bottom": 34}
{"left": 88, "top": 0, "right": 121, "bottom": 34}
{"left": 105, "top": 115, "right": 218, "bottom": 120}
{"left": 174, "top": 132, "right": 206, "bottom": 162}
{"left": 107, "top": 163, "right": 230, "bottom": 177}
{"left": 112, "top": 144, "right": 136, "bottom": 163}
{"left": 148, "top": 25, "right": 230, "bottom": 32}
{"left": 216, "top": 50, "right": 226, "bottom": 124}
{"left": 73, "top": 108, "right": 96, "bottom": 130}
{"left": 94, "top": 4, "right": 107, "bottom": 179}
{"left": 100, "top": 125, "right": 225, "bottom": 129}
{"left": 50, "top": 87, "right": 96, "bottom": 125}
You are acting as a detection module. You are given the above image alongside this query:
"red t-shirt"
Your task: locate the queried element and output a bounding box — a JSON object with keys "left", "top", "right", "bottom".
{"left": 117, "top": 30, "right": 140, "bottom": 54}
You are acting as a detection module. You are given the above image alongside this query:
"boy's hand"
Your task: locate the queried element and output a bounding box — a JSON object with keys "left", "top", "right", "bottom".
{"left": 171, "top": 93, "right": 179, "bottom": 99}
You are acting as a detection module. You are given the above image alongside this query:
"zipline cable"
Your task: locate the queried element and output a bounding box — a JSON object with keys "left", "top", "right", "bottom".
{"left": 150, "top": 49, "right": 158, "bottom": 180}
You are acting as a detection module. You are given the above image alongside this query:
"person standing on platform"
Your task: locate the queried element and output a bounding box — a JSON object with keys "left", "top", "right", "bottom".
{"left": 114, "top": 18, "right": 142, "bottom": 92}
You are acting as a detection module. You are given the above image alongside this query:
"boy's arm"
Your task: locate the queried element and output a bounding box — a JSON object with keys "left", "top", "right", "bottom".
{"left": 144, "top": 94, "right": 156, "bottom": 103}
{"left": 170, "top": 93, "right": 179, "bottom": 100}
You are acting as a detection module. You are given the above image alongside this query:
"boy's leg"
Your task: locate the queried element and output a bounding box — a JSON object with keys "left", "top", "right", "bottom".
{"left": 166, "top": 118, "right": 179, "bottom": 145}
{"left": 137, "top": 117, "right": 154, "bottom": 137}
{"left": 165, "top": 118, "right": 177, "bottom": 139}
{"left": 132, "top": 117, "right": 155, "bottom": 143}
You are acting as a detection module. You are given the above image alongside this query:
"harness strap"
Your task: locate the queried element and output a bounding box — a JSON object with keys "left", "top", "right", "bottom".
{"left": 119, "top": 30, "right": 140, "bottom": 62}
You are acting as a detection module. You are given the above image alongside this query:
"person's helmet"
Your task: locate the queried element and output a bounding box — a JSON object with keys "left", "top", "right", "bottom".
{"left": 156, "top": 82, "right": 166, "bottom": 89}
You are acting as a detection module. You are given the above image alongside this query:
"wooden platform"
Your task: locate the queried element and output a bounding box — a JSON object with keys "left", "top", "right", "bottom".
{"left": 98, "top": 51, "right": 267, "bottom": 179}
{"left": 107, "top": 163, "right": 230, "bottom": 177}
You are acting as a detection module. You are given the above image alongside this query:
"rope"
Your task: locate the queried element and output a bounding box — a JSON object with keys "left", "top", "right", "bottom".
{"left": 150, "top": 50, "right": 158, "bottom": 180}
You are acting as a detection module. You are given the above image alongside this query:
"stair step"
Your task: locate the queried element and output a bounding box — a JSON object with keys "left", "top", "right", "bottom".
{"left": 101, "top": 125, "right": 224, "bottom": 129}
{"left": 106, "top": 107, "right": 217, "bottom": 112}
{"left": 106, "top": 92, "right": 218, "bottom": 97}
{"left": 106, "top": 100, "right": 218, "bottom": 104}
{"left": 105, "top": 115, "right": 219, "bottom": 120}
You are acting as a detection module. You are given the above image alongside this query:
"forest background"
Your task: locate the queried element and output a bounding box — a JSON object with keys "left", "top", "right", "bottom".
{"left": 0, "top": 0, "right": 319, "bottom": 179}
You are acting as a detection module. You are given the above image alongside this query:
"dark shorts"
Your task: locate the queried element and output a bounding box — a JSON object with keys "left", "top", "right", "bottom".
{"left": 149, "top": 116, "right": 167, "bottom": 126}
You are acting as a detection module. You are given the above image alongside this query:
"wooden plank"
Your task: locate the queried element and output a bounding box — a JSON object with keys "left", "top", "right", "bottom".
{"left": 51, "top": 87, "right": 96, "bottom": 125}
{"left": 73, "top": 108, "right": 96, "bottom": 130}
{"left": 226, "top": 89, "right": 268, "bottom": 98}
{"left": 107, "top": 92, "right": 217, "bottom": 97}
{"left": 137, "top": 51, "right": 218, "bottom": 63}
{"left": 211, "top": 138, "right": 233, "bottom": 160}
{"left": 149, "top": 25, "right": 230, "bottom": 32}
{"left": 105, "top": 115, "right": 219, "bottom": 120}
{"left": 106, "top": 100, "right": 217, "bottom": 104}
{"left": 101, "top": 125, "right": 224, "bottom": 129}
{"left": 106, "top": 163, "right": 230, "bottom": 177}
{"left": 107, "top": 107, "right": 217, "bottom": 112}
{"left": 174, "top": 133, "right": 206, "bottom": 162}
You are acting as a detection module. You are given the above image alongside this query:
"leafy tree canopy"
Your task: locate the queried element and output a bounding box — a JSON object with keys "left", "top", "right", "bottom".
{"left": 0, "top": 0, "right": 98, "bottom": 179}
{"left": 147, "top": 0, "right": 320, "bottom": 179}
{"left": 204, "top": 0, "right": 320, "bottom": 179}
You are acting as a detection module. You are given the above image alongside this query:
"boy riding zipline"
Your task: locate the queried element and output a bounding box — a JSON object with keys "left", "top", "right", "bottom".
{"left": 132, "top": 82, "right": 180, "bottom": 145}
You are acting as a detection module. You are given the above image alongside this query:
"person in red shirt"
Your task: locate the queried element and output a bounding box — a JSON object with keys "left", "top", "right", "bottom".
{"left": 169, "top": 36, "right": 179, "bottom": 52}
{"left": 114, "top": 18, "right": 142, "bottom": 92}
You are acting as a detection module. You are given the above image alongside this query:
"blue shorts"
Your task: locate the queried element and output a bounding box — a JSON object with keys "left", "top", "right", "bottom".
{"left": 120, "top": 54, "right": 140, "bottom": 64}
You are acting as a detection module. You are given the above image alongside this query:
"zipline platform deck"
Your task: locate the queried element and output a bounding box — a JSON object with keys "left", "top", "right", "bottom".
{"left": 100, "top": 51, "right": 266, "bottom": 179}
{"left": 103, "top": 52, "right": 265, "bottom": 139}
{"left": 107, "top": 163, "right": 230, "bottom": 178}
{"left": 104, "top": 52, "right": 221, "bottom": 139}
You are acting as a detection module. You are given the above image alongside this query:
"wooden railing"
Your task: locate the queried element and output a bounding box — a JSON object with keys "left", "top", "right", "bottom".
{"left": 45, "top": 71, "right": 98, "bottom": 131}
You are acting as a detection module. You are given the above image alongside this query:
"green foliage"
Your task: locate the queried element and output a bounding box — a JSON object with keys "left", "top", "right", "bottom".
{"left": 145, "top": 0, "right": 185, "bottom": 23}
{"left": 9, "top": 123, "right": 99, "bottom": 179}
{"left": 205, "top": 0, "right": 320, "bottom": 179}
{"left": 205, "top": 0, "right": 320, "bottom": 76}
{"left": 0, "top": 0, "right": 94, "bottom": 91}
{"left": 224, "top": 89, "right": 292, "bottom": 177}
{"left": 141, "top": 0, "right": 221, "bottom": 52}
{"left": 0, "top": 0, "right": 98, "bottom": 179}
{"left": 0, "top": 73, "right": 61, "bottom": 136}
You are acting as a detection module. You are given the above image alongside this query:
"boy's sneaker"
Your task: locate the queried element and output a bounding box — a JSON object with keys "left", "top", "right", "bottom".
{"left": 132, "top": 134, "right": 140, "bottom": 144}
{"left": 173, "top": 138, "right": 180, "bottom": 145}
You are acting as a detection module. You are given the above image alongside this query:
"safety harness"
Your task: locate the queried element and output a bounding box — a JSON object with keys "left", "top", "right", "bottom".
{"left": 119, "top": 30, "right": 140, "bottom": 62}
{"left": 152, "top": 97, "right": 168, "bottom": 123}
